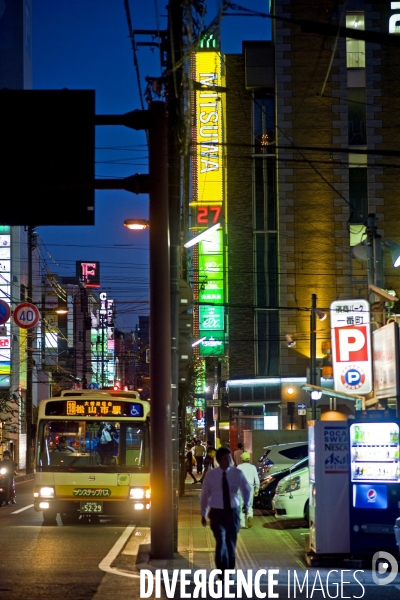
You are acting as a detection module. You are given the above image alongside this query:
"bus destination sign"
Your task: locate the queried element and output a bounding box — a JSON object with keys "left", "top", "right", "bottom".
{"left": 44, "top": 400, "right": 145, "bottom": 418}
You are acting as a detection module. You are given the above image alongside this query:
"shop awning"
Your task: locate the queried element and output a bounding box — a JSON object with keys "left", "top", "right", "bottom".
{"left": 301, "top": 384, "right": 365, "bottom": 404}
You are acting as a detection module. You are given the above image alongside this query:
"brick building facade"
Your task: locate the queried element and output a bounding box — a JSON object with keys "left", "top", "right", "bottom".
{"left": 223, "top": 0, "right": 400, "bottom": 442}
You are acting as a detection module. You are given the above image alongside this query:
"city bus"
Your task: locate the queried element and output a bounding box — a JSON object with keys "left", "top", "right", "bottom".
{"left": 33, "top": 390, "right": 150, "bottom": 524}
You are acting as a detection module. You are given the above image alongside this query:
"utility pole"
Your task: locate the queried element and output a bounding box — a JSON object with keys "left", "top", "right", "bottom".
{"left": 167, "top": 0, "right": 183, "bottom": 552}
{"left": 310, "top": 293, "right": 317, "bottom": 420}
{"left": 25, "top": 226, "right": 34, "bottom": 473}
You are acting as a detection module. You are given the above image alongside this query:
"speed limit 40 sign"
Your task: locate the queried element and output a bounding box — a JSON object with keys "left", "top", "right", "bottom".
{"left": 13, "top": 302, "right": 40, "bottom": 329}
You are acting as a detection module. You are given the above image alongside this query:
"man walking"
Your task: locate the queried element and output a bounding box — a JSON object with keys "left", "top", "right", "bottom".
{"left": 200, "top": 446, "right": 251, "bottom": 576}
{"left": 237, "top": 452, "right": 259, "bottom": 528}
{"left": 233, "top": 442, "right": 244, "bottom": 466}
{"left": 193, "top": 440, "right": 206, "bottom": 474}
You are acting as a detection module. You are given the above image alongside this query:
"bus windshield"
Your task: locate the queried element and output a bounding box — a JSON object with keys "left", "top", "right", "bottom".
{"left": 36, "top": 420, "right": 149, "bottom": 473}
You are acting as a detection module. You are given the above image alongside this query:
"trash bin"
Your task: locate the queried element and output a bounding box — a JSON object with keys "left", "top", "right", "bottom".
{"left": 395, "top": 517, "right": 400, "bottom": 553}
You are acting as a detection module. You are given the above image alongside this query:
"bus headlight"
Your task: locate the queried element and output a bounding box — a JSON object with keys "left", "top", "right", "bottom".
{"left": 39, "top": 487, "right": 55, "bottom": 498}
{"left": 130, "top": 487, "right": 150, "bottom": 500}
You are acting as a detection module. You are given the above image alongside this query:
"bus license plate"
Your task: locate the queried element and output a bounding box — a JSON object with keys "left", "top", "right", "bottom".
{"left": 80, "top": 501, "right": 103, "bottom": 514}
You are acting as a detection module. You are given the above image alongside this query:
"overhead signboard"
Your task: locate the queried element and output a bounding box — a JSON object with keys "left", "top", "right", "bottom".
{"left": 77, "top": 261, "right": 100, "bottom": 288}
{"left": 0, "top": 90, "right": 95, "bottom": 226}
{"left": 330, "top": 300, "right": 372, "bottom": 395}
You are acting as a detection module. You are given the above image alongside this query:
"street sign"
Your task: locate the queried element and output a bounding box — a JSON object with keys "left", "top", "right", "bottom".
{"left": 298, "top": 402, "right": 307, "bottom": 416}
{"left": 330, "top": 299, "right": 372, "bottom": 394}
{"left": 0, "top": 299, "right": 10, "bottom": 325}
{"left": 13, "top": 302, "right": 40, "bottom": 329}
{"left": 206, "top": 399, "right": 221, "bottom": 407}
{"left": 87, "top": 382, "right": 99, "bottom": 390}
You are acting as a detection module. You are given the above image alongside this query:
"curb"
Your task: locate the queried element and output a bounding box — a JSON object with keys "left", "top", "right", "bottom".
{"left": 15, "top": 473, "right": 35, "bottom": 483}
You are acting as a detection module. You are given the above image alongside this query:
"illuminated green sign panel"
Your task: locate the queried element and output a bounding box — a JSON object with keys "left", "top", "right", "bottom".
{"left": 199, "top": 230, "right": 223, "bottom": 254}
{"left": 199, "top": 306, "right": 224, "bottom": 330}
{"left": 199, "top": 333, "right": 224, "bottom": 356}
{"left": 199, "top": 254, "right": 223, "bottom": 279}
{"left": 199, "top": 281, "right": 224, "bottom": 304}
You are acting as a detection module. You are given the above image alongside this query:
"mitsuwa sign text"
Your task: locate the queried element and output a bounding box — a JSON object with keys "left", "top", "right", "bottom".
{"left": 330, "top": 300, "right": 372, "bottom": 394}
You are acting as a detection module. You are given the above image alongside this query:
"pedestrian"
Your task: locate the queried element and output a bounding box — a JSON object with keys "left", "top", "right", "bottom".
{"left": 201, "top": 446, "right": 251, "bottom": 577}
{"left": 185, "top": 445, "right": 198, "bottom": 484}
{"left": 233, "top": 442, "right": 244, "bottom": 466}
{"left": 193, "top": 440, "right": 206, "bottom": 474}
{"left": 237, "top": 451, "right": 259, "bottom": 528}
{"left": 199, "top": 441, "right": 216, "bottom": 483}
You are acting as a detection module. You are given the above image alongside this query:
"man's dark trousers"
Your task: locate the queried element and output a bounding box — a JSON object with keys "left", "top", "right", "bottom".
{"left": 208, "top": 507, "right": 240, "bottom": 572}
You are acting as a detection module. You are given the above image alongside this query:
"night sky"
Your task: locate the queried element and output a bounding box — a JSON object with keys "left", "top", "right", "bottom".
{"left": 32, "top": 0, "right": 271, "bottom": 332}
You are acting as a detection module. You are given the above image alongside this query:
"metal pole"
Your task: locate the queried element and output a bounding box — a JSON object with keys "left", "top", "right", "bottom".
{"left": 167, "top": 0, "right": 183, "bottom": 550}
{"left": 101, "top": 316, "right": 105, "bottom": 388}
{"left": 149, "top": 101, "right": 173, "bottom": 559}
{"left": 310, "top": 293, "right": 317, "bottom": 420}
{"left": 81, "top": 286, "right": 88, "bottom": 389}
{"left": 25, "top": 226, "right": 34, "bottom": 474}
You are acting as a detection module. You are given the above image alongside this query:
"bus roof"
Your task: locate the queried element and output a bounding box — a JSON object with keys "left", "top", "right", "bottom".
{"left": 59, "top": 389, "right": 143, "bottom": 400}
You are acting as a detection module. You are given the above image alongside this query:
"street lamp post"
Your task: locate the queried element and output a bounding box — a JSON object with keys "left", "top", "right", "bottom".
{"left": 310, "top": 294, "right": 326, "bottom": 420}
{"left": 145, "top": 102, "right": 174, "bottom": 559}
{"left": 310, "top": 294, "right": 317, "bottom": 420}
{"left": 123, "top": 102, "right": 173, "bottom": 559}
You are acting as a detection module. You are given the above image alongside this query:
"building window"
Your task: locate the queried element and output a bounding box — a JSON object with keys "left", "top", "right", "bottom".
{"left": 346, "top": 13, "right": 365, "bottom": 68}
{"left": 349, "top": 167, "right": 368, "bottom": 224}
{"left": 253, "top": 93, "right": 275, "bottom": 153}
{"left": 256, "top": 310, "right": 280, "bottom": 376}
{"left": 348, "top": 88, "right": 366, "bottom": 145}
{"left": 254, "top": 158, "right": 277, "bottom": 230}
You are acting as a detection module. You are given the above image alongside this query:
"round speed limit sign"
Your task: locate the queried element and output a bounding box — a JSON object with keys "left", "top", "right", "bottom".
{"left": 13, "top": 302, "right": 40, "bottom": 329}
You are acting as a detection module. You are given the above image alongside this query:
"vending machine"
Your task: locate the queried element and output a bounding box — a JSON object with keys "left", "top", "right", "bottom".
{"left": 309, "top": 420, "right": 350, "bottom": 555}
{"left": 349, "top": 410, "right": 400, "bottom": 555}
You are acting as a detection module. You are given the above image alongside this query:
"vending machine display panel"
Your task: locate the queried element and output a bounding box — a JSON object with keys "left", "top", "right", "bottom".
{"left": 350, "top": 422, "right": 399, "bottom": 483}
{"left": 353, "top": 484, "right": 388, "bottom": 509}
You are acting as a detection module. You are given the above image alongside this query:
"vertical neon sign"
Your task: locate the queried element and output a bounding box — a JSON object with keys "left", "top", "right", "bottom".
{"left": 192, "top": 50, "right": 226, "bottom": 357}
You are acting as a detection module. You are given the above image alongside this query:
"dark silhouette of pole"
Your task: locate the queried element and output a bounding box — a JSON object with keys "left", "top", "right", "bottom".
{"left": 25, "top": 226, "right": 34, "bottom": 474}
{"left": 148, "top": 101, "right": 173, "bottom": 559}
{"left": 310, "top": 293, "right": 317, "bottom": 420}
{"left": 167, "top": 0, "right": 183, "bottom": 552}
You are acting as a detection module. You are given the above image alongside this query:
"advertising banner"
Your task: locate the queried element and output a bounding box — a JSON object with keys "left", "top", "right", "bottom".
{"left": 372, "top": 321, "right": 399, "bottom": 399}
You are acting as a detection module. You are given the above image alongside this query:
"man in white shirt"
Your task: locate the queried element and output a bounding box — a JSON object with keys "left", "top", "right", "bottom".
{"left": 193, "top": 440, "right": 206, "bottom": 474}
{"left": 237, "top": 452, "right": 259, "bottom": 528}
{"left": 201, "top": 446, "right": 251, "bottom": 576}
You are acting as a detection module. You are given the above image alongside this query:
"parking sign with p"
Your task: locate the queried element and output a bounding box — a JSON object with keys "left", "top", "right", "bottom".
{"left": 330, "top": 300, "right": 372, "bottom": 394}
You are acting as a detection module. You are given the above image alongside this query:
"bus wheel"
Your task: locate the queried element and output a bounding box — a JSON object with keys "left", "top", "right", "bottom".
{"left": 42, "top": 510, "right": 57, "bottom": 525}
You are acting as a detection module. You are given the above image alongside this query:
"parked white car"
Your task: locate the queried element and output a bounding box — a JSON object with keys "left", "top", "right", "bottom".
{"left": 258, "top": 441, "right": 308, "bottom": 476}
{"left": 272, "top": 466, "right": 310, "bottom": 523}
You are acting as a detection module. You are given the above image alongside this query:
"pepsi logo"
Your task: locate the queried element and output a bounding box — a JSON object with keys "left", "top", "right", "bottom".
{"left": 367, "top": 489, "right": 377, "bottom": 503}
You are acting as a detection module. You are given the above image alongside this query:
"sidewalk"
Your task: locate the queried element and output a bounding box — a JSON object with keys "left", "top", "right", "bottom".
{"left": 114, "top": 481, "right": 310, "bottom": 577}
{"left": 15, "top": 470, "right": 35, "bottom": 483}
{"left": 112, "top": 480, "right": 400, "bottom": 588}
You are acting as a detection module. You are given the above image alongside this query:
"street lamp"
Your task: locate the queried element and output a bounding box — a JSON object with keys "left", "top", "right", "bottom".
{"left": 123, "top": 218, "right": 150, "bottom": 231}
{"left": 352, "top": 213, "right": 400, "bottom": 290}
